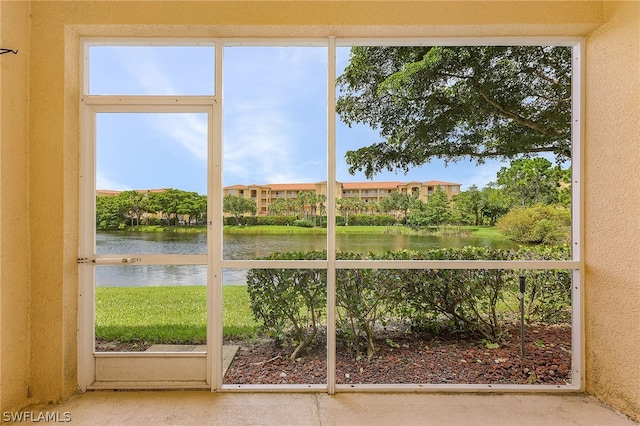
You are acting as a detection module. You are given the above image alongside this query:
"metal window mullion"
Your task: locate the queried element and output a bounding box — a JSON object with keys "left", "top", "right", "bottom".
{"left": 327, "top": 36, "right": 337, "bottom": 395}
{"left": 81, "top": 95, "right": 217, "bottom": 106}
{"left": 210, "top": 41, "right": 224, "bottom": 392}
{"left": 220, "top": 260, "right": 329, "bottom": 270}
{"left": 78, "top": 102, "right": 97, "bottom": 391}
{"left": 91, "top": 254, "right": 207, "bottom": 265}
{"left": 571, "top": 40, "right": 585, "bottom": 391}
{"left": 334, "top": 260, "right": 580, "bottom": 270}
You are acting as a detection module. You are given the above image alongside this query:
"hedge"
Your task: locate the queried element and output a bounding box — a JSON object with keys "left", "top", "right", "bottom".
{"left": 247, "top": 245, "right": 572, "bottom": 359}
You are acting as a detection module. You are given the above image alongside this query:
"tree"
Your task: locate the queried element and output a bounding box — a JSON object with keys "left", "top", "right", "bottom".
{"left": 408, "top": 188, "right": 451, "bottom": 227}
{"left": 149, "top": 189, "right": 183, "bottom": 225}
{"left": 117, "top": 190, "right": 148, "bottom": 227}
{"left": 269, "top": 198, "right": 290, "bottom": 216}
{"left": 337, "top": 197, "right": 366, "bottom": 226}
{"left": 452, "top": 185, "right": 484, "bottom": 225}
{"left": 307, "top": 193, "right": 327, "bottom": 226}
{"left": 378, "top": 191, "right": 413, "bottom": 221}
{"left": 496, "top": 158, "right": 563, "bottom": 207}
{"left": 480, "top": 186, "right": 511, "bottom": 226}
{"left": 223, "top": 194, "right": 257, "bottom": 225}
{"left": 336, "top": 46, "right": 572, "bottom": 178}
{"left": 296, "top": 191, "right": 315, "bottom": 220}
{"left": 177, "top": 191, "right": 207, "bottom": 225}
{"left": 96, "top": 194, "right": 126, "bottom": 229}
{"left": 427, "top": 189, "right": 452, "bottom": 226}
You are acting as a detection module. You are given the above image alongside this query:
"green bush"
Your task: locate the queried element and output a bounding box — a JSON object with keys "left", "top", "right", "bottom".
{"left": 346, "top": 214, "right": 397, "bottom": 226}
{"left": 374, "top": 248, "right": 510, "bottom": 339}
{"left": 257, "top": 215, "right": 297, "bottom": 226}
{"left": 508, "top": 245, "right": 572, "bottom": 323}
{"left": 246, "top": 251, "right": 327, "bottom": 360}
{"left": 293, "top": 219, "right": 314, "bottom": 228}
{"left": 348, "top": 214, "right": 374, "bottom": 226}
{"left": 335, "top": 253, "right": 403, "bottom": 358}
{"left": 373, "top": 215, "right": 397, "bottom": 226}
{"left": 247, "top": 246, "right": 572, "bottom": 359}
{"left": 497, "top": 204, "right": 571, "bottom": 244}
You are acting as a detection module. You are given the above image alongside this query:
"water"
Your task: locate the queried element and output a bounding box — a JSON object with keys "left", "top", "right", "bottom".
{"left": 95, "top": 230, "right": 518, "bottom": 287}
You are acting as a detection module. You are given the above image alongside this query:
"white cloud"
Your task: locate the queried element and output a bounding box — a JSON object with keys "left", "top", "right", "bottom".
{"left": 96, "top": 171, "right": 131, "bottom": 191}
{"left": 155, "top": 113, "right": 208, "bottom": 161}
{"left": 223, "top": 104, "right": 300, "bottom": 184}
{"left": 115, "top": 49, "right": 208, "bottom": 162}
{"left": 222, "top": 47, "right": 327, "bottom": 185}
{"left": 117, "top": 48, "right": 177, "bottom": 95}
{"left": 463, "top": 161, "right": 505, "bottom": 190}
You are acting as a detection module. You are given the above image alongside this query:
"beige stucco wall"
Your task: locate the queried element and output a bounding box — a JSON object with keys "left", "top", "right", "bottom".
{"left": 1, "top": 0, "right": 639, "bottom": 421}
{"left": 0, "top": 0, "right": 32, "bottom": 413}
{"left": 584, "top": 1, "right": 640, "bottom": 420}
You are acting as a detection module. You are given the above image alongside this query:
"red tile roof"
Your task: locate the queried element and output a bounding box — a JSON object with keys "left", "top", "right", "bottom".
{"left": 423, "top": 180, "right": 462, "bottom": 186}
{"left": 96, "top": 188, "right": 169, "bottom": 196}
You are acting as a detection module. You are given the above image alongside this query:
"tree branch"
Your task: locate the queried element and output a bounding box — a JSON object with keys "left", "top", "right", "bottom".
{"left": 471, "top": 80, "right": 567, "bottom": 137}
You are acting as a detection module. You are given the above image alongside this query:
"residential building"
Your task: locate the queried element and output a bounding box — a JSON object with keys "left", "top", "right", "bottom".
{"left": 224, "top": 180, "right": 461, "bottom": 215}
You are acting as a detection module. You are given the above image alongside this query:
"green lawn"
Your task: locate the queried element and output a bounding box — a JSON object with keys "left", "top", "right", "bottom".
{"left": 95, "top": 285, "right": 259, "bottom": 344}
{"left": 121, "top": 224, "right": 505, "bottom": 240}
{"left": 224, "top": 224, "right": 504, "bottom": 237}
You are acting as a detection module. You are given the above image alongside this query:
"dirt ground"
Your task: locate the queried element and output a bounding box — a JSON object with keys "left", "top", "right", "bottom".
{"left": 223, "top": 323, "right": 572, "bottom": 385}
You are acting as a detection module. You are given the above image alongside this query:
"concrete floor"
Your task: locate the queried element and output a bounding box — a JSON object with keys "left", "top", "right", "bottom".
{"left": 12, "top": 391, "right": 637, "bottom": 425}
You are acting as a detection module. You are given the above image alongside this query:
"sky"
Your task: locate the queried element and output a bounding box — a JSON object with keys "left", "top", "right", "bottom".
{"left": 90, "top": 45, "right": 510, "bottom": 195}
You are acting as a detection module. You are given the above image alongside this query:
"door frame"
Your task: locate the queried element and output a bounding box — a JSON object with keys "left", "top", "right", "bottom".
{"left": 78, "top": 98, "right": 218, "bottom": 390}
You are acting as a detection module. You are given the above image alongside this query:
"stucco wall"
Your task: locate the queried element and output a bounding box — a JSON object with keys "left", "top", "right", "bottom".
{"left": 1, "top": 0, "right": 639, "bottom": 421}
{"left": 0, "top": 0, "right": 32, "bottom": 413}
{"left": 584, "top": 2, "right": 640, "bottom": 421}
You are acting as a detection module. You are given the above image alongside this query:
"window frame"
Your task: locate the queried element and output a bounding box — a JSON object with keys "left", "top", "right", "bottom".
{"left": 79, "top": 37, "right": 583, "bottom": 393}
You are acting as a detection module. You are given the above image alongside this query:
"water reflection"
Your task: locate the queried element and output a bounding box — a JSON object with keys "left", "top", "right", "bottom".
{"left": 97, "top": 231, "right": 207, "bottom": 255}
{"left": 95, "top": 230, "right": 519, "bottom": 287}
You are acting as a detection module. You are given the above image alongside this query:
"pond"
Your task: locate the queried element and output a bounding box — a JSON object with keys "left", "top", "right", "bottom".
{"left": 95, "top": 229, "right": 519, "bottom": 287}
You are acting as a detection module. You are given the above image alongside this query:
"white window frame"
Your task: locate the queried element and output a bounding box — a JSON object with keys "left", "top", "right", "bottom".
{"left": 79, "top": 37, "right": 583, "bottom": 394}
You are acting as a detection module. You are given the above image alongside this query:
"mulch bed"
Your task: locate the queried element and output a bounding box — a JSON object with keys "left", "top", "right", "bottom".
{"left": 224, "top": 324, "right": 572, "bottom": 386}
{"left": 96, "top": 323, "right": 572, "bottom": 386}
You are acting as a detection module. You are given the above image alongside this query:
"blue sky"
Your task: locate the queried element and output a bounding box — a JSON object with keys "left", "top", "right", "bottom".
{"left": 91, "top": 45, "right": 508, "bottom": 195}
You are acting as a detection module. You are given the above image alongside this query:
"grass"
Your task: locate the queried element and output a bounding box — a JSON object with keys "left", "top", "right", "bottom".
{"left": 119, "top": 224, "right": 506, "bottom": 240}
{"left": 223, "top": 225, "right": 326, "bottom": 234}
{"left": 122, "top": 225, "right": 207, "bottom": 233}
{"left": 464, "top": 226, "right": 504, "bottom": 239}
{"left": 95, "top": 285, "right": 259, "bottom": 344}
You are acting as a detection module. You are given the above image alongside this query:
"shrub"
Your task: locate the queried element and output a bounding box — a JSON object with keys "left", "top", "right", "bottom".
{"left": 507, "top": 245, "right": 572, "bottom": 323}
{"left": 348, "top": 214, "right": 374, "bottom": 226}
{"left": 335, "top": 253, "right": 403, "bottom": 358}
{"left": 293, "top": 219, "right": 314, "bottom": 228}
{"left": 380, "top": 247, "right": 511, "bottom": 339}
{"left": 257, "top": 215, "right": 297, "bottom": 226}
{"left": 373, "top": 215, "right": 397, "bottom": 226}
{"left": 247, "top": 246, "right": 572, "bottom": 359}
{"left": 497, "top": 204, "right": 571, "bottom": 244}
{"left": 246, "top": 251, "right": 327, "bottom": 360}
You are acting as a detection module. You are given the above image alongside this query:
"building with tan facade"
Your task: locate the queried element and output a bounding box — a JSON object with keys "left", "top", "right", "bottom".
{"left": 224, "top": 180, "right": 461, "bottom": 215}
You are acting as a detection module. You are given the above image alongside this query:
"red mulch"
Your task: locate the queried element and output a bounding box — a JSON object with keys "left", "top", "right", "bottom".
{"left": 223, "top": 324, "right": 572, "bottom": 386}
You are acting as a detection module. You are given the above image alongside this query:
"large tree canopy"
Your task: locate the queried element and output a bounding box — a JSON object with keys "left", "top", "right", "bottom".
{"left": 336, "top": 46, "right": 572, "bottom": 178}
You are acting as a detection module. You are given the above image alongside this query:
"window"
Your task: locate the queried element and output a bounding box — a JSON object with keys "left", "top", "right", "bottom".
{"left": 81, "top": 38, "right": 582, "bottom": 393}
